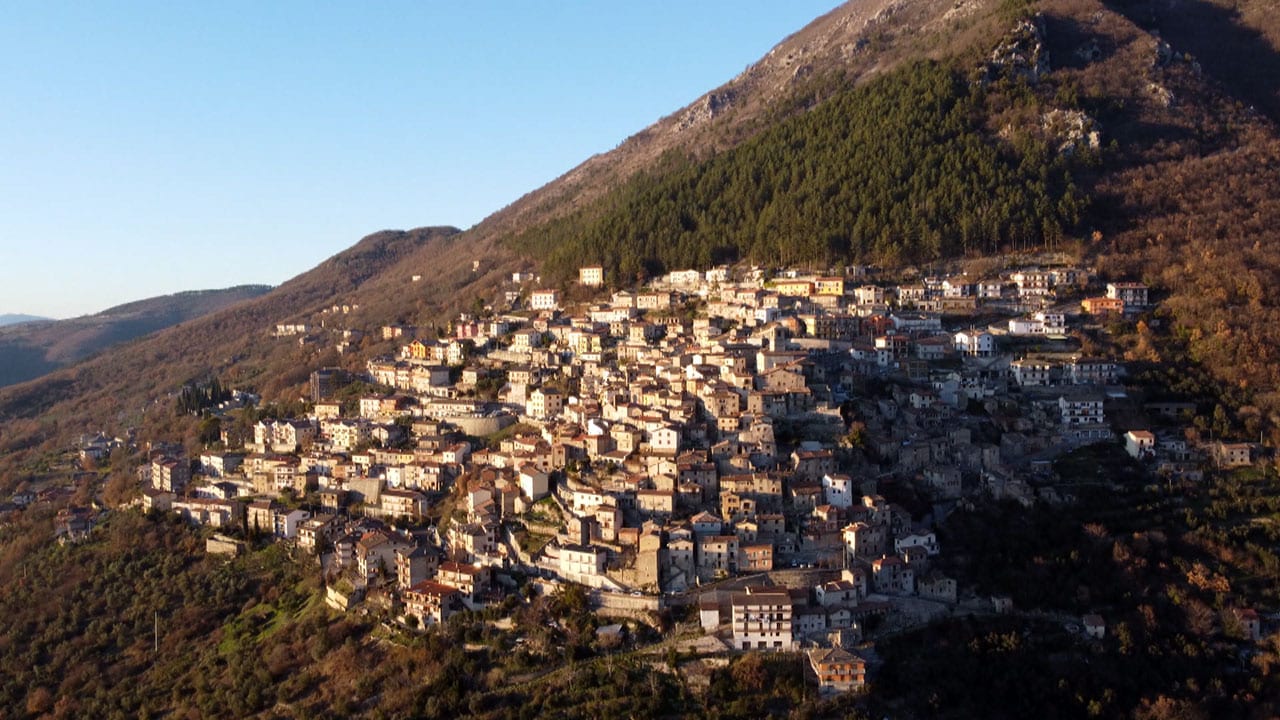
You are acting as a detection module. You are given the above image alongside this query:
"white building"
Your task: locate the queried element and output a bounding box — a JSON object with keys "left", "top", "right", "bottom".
{"left": 854, "top": 285, "right": 885, "bottom": 305}
{"left": 1106, "top": 282, "right": 1149, "bottom": 308}
{"left": 1011, "top": 270, "right": 1052, "bottom": 297}
{"left": 1008, "top": 312, "right": 1064, "bottom": 336}
{"left": 894, "top": 530, "right": 940, "bottom": 556}
{"left": 976, "top": 280, "right": 1004, "bottom": 299}
{"left": 954, "top": 330, "right": 995, "bottom": 357}
{"left": 1011, "top": 359, "right": 1055, "bottom": 386}
{"left": 199, "top": 452, "right": 243, "bottom": 478}
{"left": 1059, "top": 393, "right": 1105, "bottom": 425}
{"left": 530, "top": 290, "right": 560, "bottom": 311}
{"left": 821, "top": 473, "right": 855, "bottom": 509}
{"left": 1124, "top": 430, "right": 1156, "bottom": 460}
{"left": 649, "top": 426, "right": 681, "bottom": 455}
{"left": 322, "top": 419, "right": 370, "bottom": 452}
{"left": 705, "top": 267, "right": 730, "bottom": 285}
{"left": 1036, "top": 311, "right": 1066, "bottom": 335}
{"left": 667, "top": 269, "right": 702, "bottom": 288}
{"left": 510, "top": 329, "right": 542, "bottom": 351}
{"left": 520, "top": 466, "right": 550, "bottom": 500}
{"left": 559, "top": 543, "right": 609, "bottom": 587}
{"left": 731, "top": 587, "right": 794, "bottom": 651}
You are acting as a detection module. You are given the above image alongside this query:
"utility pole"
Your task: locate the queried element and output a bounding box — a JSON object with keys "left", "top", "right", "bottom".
{"left": 154, "top": 611, "right": 159, "bottom": 654}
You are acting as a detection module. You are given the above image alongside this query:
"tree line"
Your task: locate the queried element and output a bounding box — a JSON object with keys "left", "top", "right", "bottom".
{"left": 513, "top": 60, "right": 1088, "bottom": 284}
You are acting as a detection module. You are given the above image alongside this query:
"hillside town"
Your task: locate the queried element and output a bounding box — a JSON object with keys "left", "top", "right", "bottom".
{"left": 46, "top": 260, "right": 1270, "bottom": 695}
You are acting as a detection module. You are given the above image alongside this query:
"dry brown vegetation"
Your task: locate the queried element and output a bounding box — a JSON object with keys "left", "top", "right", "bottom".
{"left": 0, "top": 227, "right": 460, "bottom": 491}
{"left": 0, "top": 285, "right": 271, "bottom": 389}
{"left": 1035, "top": 0, "right": 1280, "bottom": 433}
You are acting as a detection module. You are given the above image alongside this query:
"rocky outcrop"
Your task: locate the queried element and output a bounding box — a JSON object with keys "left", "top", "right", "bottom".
{"left": 1041, "top": 109, "right": 1101, "bottom": 156}
{"left": 980, "top": 15, "right": 1051, "bottom": 85}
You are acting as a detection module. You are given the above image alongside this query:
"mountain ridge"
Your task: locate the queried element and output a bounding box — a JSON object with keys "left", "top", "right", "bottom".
{"left": 0, "top": 314, "right": 49, "bottom": 328}
{"left": 90, "top": 285, "right": 272, "bottom": 319}
{"left": 0, "top": 285, "right": 274, "bottom": 390}
{"left": 460, "top": 0, "right": 1006, "bottom": 249}
{"left": 0, "top": 226, "right": 459, "bottom": 460}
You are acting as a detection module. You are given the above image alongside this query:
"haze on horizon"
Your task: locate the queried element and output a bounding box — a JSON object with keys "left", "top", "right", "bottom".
{"left": 0, "top": 2, "right": 838, "bottom": 320}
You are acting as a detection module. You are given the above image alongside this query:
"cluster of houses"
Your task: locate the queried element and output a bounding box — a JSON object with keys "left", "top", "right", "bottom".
{"left": 91, "top": 259, "right": 1269, "bottom": 696}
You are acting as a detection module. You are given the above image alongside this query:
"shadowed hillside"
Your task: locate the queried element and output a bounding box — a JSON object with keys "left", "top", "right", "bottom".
{"left": 1106, "top": 0, "right": 1280, "bottom": 122}
{"left": 1043, "top": 0, "right": 1280, "bottom": 429}
{"left": 0, "top": 226, "right": 458, "bottom": 470}
{"left": 0, "top": 286, "right": 273, "bottom": 389}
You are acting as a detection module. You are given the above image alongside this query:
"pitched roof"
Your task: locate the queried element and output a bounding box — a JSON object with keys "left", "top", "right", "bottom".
{"left": 808, "top": 646, "right": 863, "bottom": 667}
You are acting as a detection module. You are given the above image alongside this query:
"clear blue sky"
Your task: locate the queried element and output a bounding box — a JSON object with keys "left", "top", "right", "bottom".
{"left": 0, "top": 1, "right": 838, "bottom": 319}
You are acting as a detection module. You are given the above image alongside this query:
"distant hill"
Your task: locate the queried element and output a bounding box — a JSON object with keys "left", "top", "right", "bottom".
{"left": 0, "top": 226, "right": 459, "bottom": 461}
{"left": 0, "top": 314, "right": 49, "bottom": 328}
{"left": 0, "top": 285, "right": 273, "bottom": 389}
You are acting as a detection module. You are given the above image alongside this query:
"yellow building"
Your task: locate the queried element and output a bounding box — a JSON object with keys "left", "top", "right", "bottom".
{"left": 1081, "top": 296, "right": 1124, "bottom": 315}
{"left": 813, "top": 277, "right": 845, "bottom": 296}
{"left": 773, "top": 279, "right": 813, "bottom": 297}
{"left": 407, "top": 340, "right": 431, "bottom": 360}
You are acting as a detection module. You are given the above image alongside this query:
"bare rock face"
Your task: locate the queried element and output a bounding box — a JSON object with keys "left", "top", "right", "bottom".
{"left": 937, "top": 0, "right": 983, "bottom": 26}
{"left": 1147, "top": 81, "right": 1175, "bottom": 107}
{"left": 1041, "top": 109, "right": 1102, "bottom": 156}
{"left": 983, "top": 15, "right": 1051, "bottom": 84}
{"left": 661, "top": 0, "right": 996, "bottom": 139}
{"left": 676, "top": 90, "right": 739, "bottom": 132}
{"left": 649, "top": 0, "right": 997, "bottom": 143}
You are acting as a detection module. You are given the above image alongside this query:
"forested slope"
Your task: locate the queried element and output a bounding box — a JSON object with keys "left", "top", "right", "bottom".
{"left": 514, "top": 59, "right": 1089, "bottom": 283}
